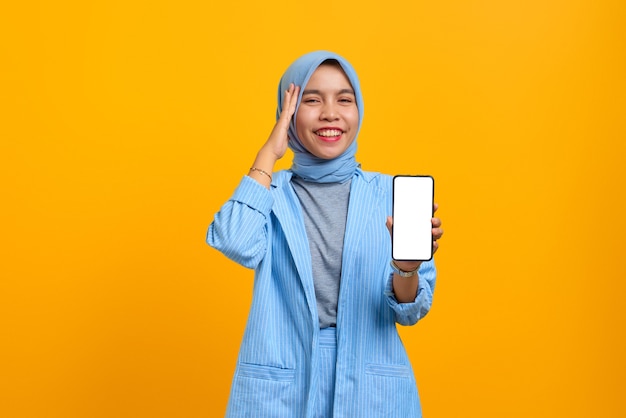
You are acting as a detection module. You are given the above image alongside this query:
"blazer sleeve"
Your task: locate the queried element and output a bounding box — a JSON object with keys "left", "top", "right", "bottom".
{"left": 384, "top": 259, "right": 437, "bottom": 326}
{"left": 206, "top": 176, "right": 274, "bottom": 269}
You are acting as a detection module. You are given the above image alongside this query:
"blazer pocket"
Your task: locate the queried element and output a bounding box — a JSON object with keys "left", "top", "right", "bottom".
{"left": 365, "top": 363, "right": 412, "bottom": 378}
{"left": 238, "top": 362, "right": 296, "bottom": 382}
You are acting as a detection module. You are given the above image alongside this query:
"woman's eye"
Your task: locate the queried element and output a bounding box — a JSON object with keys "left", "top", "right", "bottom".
{"left": 303, "top": 98, "right": 320, "bottom": 103}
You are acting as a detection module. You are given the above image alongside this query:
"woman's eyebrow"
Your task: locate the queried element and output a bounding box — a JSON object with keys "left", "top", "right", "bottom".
{"left": 302, "top": 88, "right": 355, "bottom": 95}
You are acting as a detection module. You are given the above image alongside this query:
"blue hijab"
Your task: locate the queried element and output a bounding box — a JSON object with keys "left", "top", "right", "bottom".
{"left": 277, "top": 51, "right": 364, "bottom": 183}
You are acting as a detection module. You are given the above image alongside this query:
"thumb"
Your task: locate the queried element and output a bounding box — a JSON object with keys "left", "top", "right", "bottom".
{"left": 386, "top": 216, "right": 393, "bottom": 237}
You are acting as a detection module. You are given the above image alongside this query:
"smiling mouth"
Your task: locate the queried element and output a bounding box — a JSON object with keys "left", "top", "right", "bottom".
{"left": 315, "top": 129, "right": 343, "bottom": 138}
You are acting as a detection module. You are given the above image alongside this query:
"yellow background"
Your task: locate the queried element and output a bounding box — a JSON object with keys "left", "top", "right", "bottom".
{"left": 2, "top": 0, "right": 625, "bottom": 417}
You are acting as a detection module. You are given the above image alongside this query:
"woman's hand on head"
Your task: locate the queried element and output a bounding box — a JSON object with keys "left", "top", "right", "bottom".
{"left": 263, "top": 83, "right": 300, "bottom": 161}
{"left": 249, "top": 84, "right": 299, "bottom": 188}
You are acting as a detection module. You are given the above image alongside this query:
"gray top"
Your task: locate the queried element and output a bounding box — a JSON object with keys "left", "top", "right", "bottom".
{"left": 291, "top": 176, "right": 351, "bottom": 328}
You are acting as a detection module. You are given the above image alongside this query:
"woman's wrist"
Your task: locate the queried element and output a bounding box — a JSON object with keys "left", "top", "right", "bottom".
{"left": 248, "top": 148, "right": 279, "bottom": 188}
{"left": 391, "top": 263, "right": 420, "bottom": 302}
{"left": 391, "top": 260, "right": 420, "bottom": 276}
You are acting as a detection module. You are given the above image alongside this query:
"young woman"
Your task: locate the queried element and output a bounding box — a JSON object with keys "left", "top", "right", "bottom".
{"left": 207, "top": 50, "right": 443, "bottom": 418}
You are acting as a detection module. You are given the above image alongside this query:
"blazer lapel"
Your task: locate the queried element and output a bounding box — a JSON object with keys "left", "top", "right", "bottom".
{"left": 338, "top": 172, "right": 385, "bottom": 326}
{"left": 272, "top": 179, "right": 318, "bottom": 322}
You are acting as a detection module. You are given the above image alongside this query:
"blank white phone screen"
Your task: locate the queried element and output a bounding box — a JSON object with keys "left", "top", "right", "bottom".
{"left": 392, "top": 176, "right": 434, "bottom": 261}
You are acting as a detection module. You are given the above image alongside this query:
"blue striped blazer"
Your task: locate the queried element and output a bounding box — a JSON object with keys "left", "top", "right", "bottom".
{"left": 207, "top": 168, "right": 436, "bottom": 417}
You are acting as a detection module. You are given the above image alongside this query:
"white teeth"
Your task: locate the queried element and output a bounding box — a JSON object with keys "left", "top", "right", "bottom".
{"left": 316, "top": 129, "right": 342, "bottom": 137}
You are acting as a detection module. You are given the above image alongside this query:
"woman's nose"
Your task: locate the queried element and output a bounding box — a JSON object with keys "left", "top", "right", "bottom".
{"left": 320, "top": 103, "right": 338, "bottom": 120}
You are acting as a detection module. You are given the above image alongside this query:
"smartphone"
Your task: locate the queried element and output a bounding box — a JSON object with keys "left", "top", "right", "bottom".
{"left": 392, "top": 175, "right": 434, "bottom": 261}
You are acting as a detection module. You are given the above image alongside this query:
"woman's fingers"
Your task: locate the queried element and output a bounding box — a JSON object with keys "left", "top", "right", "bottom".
{"left": 279, "top": 84, "right": 300, "bottom": 125}
{"left": 432, "top": 218, "right": 443, "bottom": 240}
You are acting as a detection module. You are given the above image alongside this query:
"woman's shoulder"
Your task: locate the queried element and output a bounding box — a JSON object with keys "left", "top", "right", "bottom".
{"left": 270, "top": 170, "right": 294, "bottom": 188}
{"left": 356, "top": 168, "right": 393, "bottom": 188}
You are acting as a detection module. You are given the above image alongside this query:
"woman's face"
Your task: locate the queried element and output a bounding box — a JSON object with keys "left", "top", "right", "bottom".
{"left": 295, "top": 64, "right": 359, "bottom": 160}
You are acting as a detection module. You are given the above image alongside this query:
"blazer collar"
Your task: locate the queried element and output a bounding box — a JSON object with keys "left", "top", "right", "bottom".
{"left": 271, "top": 169, "right": 384, "bottom": 324}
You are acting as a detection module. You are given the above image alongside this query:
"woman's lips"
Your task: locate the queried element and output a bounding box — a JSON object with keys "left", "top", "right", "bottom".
{"left": 315, "top": 128, "right": 343, "bottom": 142}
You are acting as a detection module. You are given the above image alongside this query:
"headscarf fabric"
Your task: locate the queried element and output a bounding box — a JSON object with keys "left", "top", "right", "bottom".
{"left": 276, "top": 51, "right": 363, "bottom": 183}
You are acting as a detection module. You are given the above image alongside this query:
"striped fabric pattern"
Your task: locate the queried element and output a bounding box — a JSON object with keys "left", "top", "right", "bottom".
{"left": 207, "top": 168, "right": 436, "bottom": 418}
